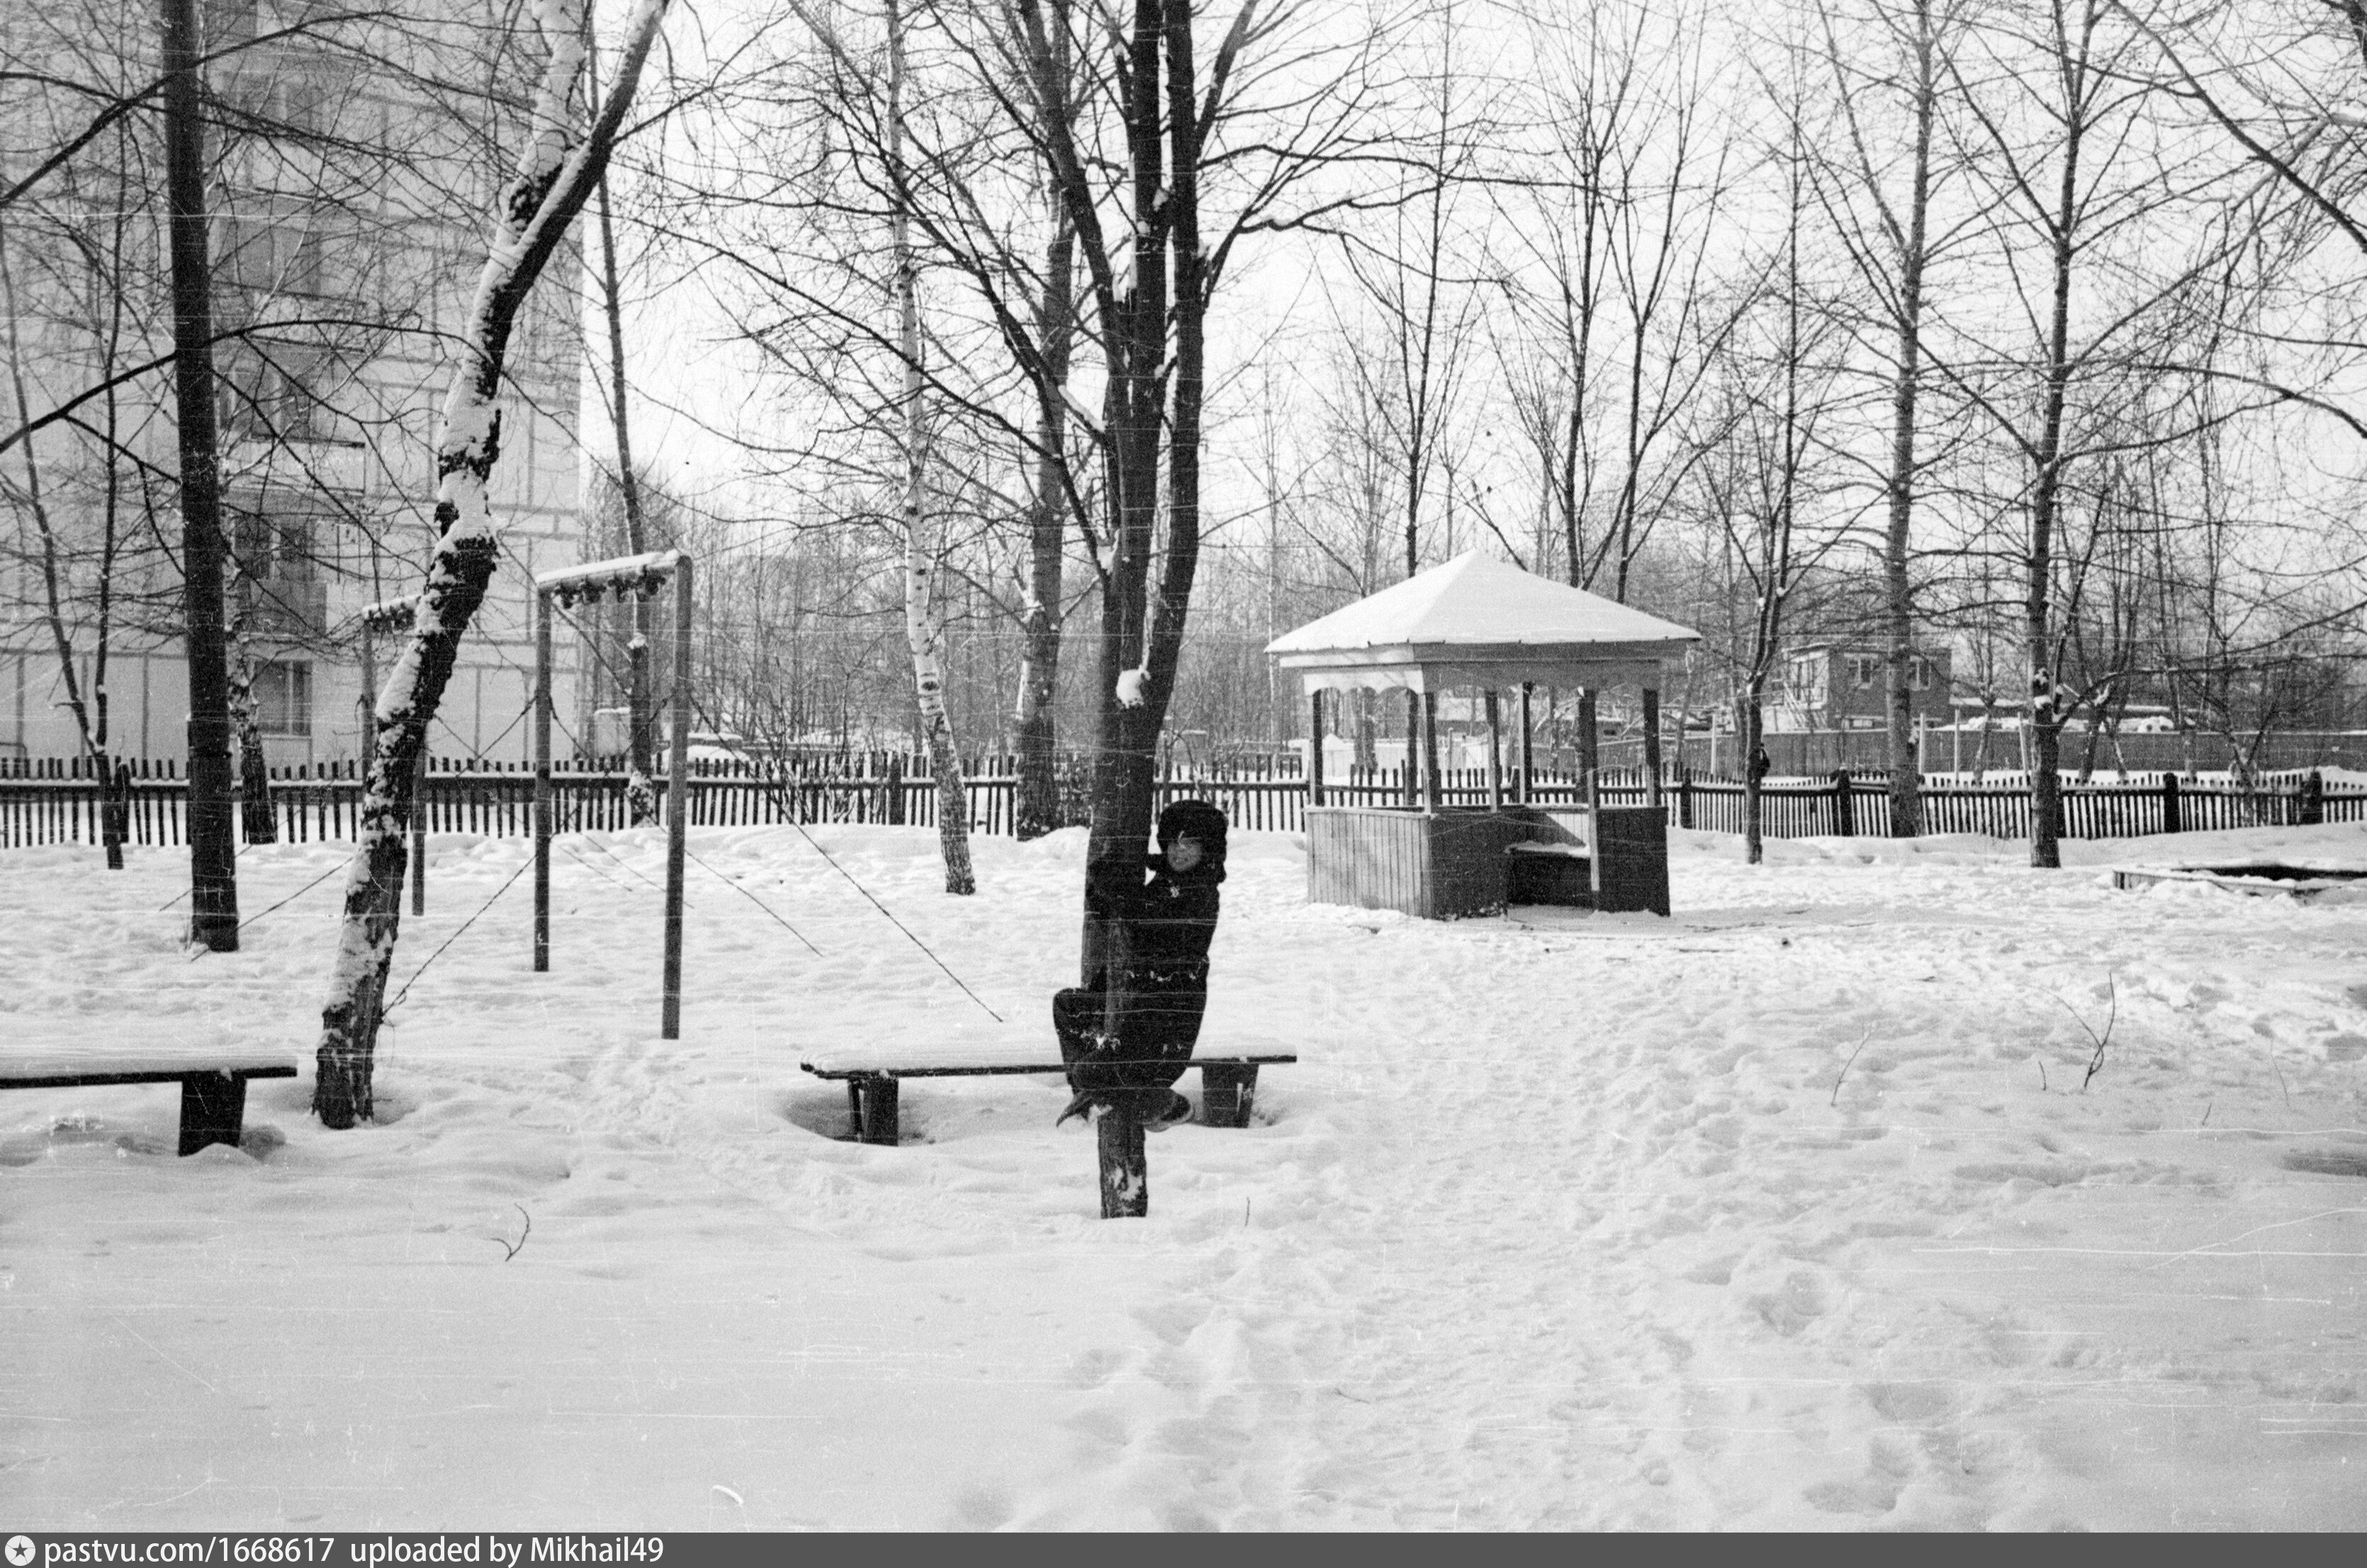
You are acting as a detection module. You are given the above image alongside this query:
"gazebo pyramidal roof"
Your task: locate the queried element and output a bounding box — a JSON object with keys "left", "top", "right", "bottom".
{"left": 1264, "top": 552, "right": 1700, "bottom": 693}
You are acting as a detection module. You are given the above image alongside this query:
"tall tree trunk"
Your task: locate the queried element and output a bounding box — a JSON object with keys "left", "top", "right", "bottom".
{"left": 230, "top": 616, "right": 276, "bottom": 844}
{"left": 1012, "top": 38, "right": 1074, "bottom": 842}
{"left": 1882, "top": 0, "right": 1939, "bottom": 840}
{"left": 2025, "top": 10, "right": 2088, "bottom": 872}
{"left": 887, "top": 0, "right": 974, "bottom": 895}
{"left": 1742, "top": 683, "right": 1767, "bottom": 864}
{"left": 162, "top": 0, "right": 237, "bottom": 948}
{"left": 1074, "top": 1, "right": 1164, "bottom": 982}
{"left": 94, "top": 248, "right": 125, "bottom": 869}
{"left": 595, "top": 130, "right": 658, "bottom": 823}
{"left": 314, "top": 0, "right": 672, "bottom": 1127}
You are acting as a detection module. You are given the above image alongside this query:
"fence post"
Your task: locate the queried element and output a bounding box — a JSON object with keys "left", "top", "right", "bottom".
{"left": 2301, "top": 768, "right": 2325, "bottom": 826}
{"left": 2162, "top": 771, "right": 2182, "bottom": 835}
{"left": 887, "top": 752, "right": 906, "bottom": 825}
{"left": 1677, "top": 767, "right": 1693, "bottom": 831}
{"left": 1831, "top": 767, "right": 1855, "bottom": 837}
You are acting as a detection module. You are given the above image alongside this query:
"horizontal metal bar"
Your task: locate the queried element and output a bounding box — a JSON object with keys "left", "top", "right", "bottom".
{"left": 534, "top": 549, "right": 684, "bottom": 591}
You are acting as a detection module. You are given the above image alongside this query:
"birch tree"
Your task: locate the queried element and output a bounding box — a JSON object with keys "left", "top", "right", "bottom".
{"left": 315, "top": 0, "right": 673, "bottom": 1129}
{"left": 886, "top": 0, "right": 975, "bottom": 893}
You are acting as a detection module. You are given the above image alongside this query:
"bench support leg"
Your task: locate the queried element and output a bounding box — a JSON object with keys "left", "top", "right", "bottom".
{"left": 855, "top": 1076, "right": 899, "bottom": 1146}
{"left": 1199, "top": 1064, "right": 1259, "bottom": 1129}
{"left": 179, "top": 1072, "right": 247, "bottom": 1156}
{"left": 1096, "top": 1108, "right": 1147, "bottom": 1218}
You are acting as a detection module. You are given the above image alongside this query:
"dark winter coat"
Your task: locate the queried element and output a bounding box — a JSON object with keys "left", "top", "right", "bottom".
{"left": 1054, "top": 803, "right": 1229, "bottom": 1105}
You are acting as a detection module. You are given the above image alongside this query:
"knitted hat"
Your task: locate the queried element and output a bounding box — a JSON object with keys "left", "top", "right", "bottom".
{"left": 1156, "top": 799, "right": 1228, "bottom": 865}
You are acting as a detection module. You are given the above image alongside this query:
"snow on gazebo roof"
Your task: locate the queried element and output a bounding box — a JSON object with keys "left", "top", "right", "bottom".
{"left": 1264, "top": 552, "right": 1700, "bottom": 693}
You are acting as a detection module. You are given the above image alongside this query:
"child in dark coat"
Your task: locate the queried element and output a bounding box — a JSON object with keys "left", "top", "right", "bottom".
{"left": 1052, "top": 799, "right": 1228, "bottom": 1126}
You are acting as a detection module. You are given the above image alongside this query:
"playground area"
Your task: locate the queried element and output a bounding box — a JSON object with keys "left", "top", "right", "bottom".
{"left": 4, "top": 819, "right": 2366, "bottom": 1528}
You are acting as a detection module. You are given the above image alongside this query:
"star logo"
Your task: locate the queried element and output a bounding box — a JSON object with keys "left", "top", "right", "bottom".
{"left": 5, "top": 1535, "right": 35, "bottom": 1567}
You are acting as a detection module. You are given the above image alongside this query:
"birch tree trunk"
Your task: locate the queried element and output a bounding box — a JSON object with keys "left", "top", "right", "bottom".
{"left": 314, "top": 0, "right": 673, "bottom": 1128}
{"left": 887, "top": 0, "right": 975, "bottom": 896}
{"left": 230, "top": 621, "right": 276, "bottom": 845}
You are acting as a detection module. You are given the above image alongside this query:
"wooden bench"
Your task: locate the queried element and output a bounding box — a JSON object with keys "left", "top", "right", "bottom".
{"left": 799, "top": 1046, "right": 1296, "bottom": 1145}
{"left": 1, "top": 1054, "right": 298, "bottom": 1156}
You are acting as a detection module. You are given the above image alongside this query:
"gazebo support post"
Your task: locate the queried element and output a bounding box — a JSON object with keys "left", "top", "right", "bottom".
{"left": 1643, "top": 686, "right": 1663, "bottom": 809}
{"left": 1578, "top": 687, "right": 1602, "bottom": 899}
{"left": 1517, "top": 682, "right": 1533, "bottom": 803}
{"left": 1308, "top": 689, "right": 1325, "bottom": 808}
{"left": 1578, "top": 688, "right": 1600, "bottom": 808}
{"left": 1485, "top": 689, "right": 1503, "bottom": 808}
{"left": 1391, "top": 695, "right": 1410, "bottom": 803}
{"left": 1422, "top": 690, "right": 1442, "bottom": 810}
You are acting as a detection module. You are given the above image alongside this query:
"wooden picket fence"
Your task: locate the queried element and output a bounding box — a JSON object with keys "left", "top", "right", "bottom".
{"left": 1, "top": 754, "right": 2358, "bottom": 849}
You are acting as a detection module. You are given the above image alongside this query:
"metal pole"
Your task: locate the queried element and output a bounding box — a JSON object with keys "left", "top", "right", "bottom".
{"left": 533, "top": 589, "right": 552, "bottom": 973}
{"left": 662, "top": 558, "right": 692, "bottom": 1039}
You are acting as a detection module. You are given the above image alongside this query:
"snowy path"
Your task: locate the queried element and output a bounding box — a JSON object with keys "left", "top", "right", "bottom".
{"left": 4, "top": 824, "right": 2363, "bottom": 1528}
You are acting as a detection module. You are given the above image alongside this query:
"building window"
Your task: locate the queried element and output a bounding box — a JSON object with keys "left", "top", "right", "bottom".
{"left": 254, "top": 661, "right": 311, "bottom": 735}
{"left": 1789, "top": 655, "right": 1828, "bottom": 707}
{"left": 233, "top": 513, "right": 317, "bottom": 583}
{"left": 1850, "top": 653, "right": 1882, "bottom": 689}
{"left": 1908, "top": 655, "right": 1933, "bottom": 692}
{"left": 221, "top": 344, "right": 336, "bottom": 442}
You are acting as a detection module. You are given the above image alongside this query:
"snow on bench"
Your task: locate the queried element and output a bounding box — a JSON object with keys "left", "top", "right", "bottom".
{"left": 4, "top": 1026, "right": 300, "bottom": 1156}
{"left": 799, "top": 1032, "right": 1295, "bottom": 1144}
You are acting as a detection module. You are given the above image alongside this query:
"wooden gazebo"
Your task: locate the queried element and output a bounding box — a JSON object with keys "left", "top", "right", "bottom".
{"left": 1265, "top": 553, "right": 1701, "bottom": 918}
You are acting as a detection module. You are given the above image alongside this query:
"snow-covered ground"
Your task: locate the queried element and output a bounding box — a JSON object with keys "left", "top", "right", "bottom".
{"left": 4, "top": 818, "right": 2364, "bottom": 1530}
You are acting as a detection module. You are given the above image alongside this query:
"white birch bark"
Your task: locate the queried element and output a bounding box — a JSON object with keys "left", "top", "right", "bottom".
{"left": 887, "top": 0, "right": 975, "bottom": 896}
{"left": 314, "top": 0, "right": 673, "bottom": 1127}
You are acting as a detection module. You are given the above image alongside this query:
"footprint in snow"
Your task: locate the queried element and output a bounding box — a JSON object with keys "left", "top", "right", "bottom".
{"left": 1748, "top": 1269, "right": 1830, "bottom": 1336}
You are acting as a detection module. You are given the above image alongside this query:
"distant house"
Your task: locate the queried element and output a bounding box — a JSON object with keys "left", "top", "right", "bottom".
{"left": 1767, "top": 642, "right": 1953, "bottom": 733}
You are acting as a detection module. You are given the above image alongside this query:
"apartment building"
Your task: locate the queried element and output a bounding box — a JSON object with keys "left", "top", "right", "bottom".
{"left": 1, "top": 0, "right": 587, "bottom": 766}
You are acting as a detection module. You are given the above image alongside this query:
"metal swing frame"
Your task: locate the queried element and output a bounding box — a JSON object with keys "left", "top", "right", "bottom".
{"left": 530, "top": 550, "right": 696, "bottom": 1039}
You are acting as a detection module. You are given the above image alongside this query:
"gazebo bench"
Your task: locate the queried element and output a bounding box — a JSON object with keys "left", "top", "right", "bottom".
{"left": 0, "top": 1057, "right": 298, "bottom": 1155}
{"left": 799, "top": 1050, "right": 1296, "bottom": 1144}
